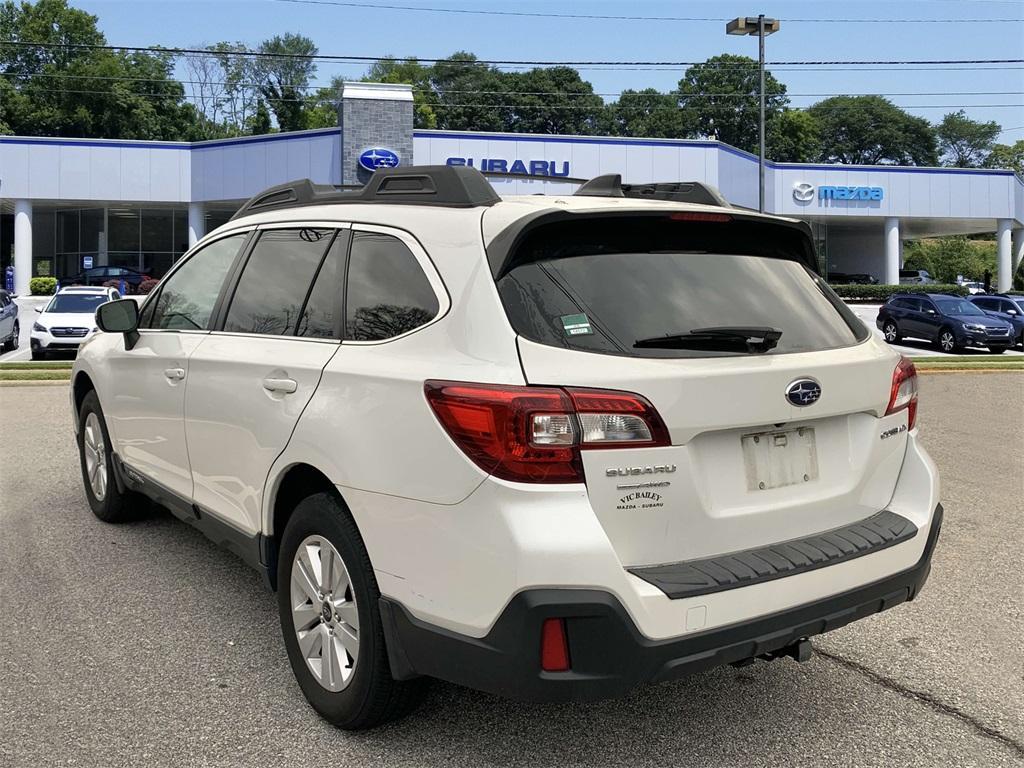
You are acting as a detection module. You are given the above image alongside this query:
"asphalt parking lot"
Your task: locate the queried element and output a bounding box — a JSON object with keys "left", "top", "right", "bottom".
{"left": 1, "top": 376, "right": 1022, "bottom": 768}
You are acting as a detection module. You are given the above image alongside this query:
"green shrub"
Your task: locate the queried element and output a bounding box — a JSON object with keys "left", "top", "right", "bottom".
{"left": 828, "top": 283, "right": 969, "bottom": 302}
{"left": 903, "top": 237, "right": 996, "bottom": 283}
{"left": 29, "top": 277, "right": 58, "bottom": 295}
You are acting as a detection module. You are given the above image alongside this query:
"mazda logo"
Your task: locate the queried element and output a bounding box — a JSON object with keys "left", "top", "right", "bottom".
{"left": 785, "top": 378, "right": 822, "bottom": 407}
{"left": 792, "top": 182, "right": 814, "bottom": 202}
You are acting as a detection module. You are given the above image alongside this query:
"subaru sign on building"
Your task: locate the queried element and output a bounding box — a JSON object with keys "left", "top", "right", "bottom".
{"left": 358, "top": 147, "right": 400, "bottom": 172}
{"left": 1, "top": 80, "right": 1022, "bottom": 296}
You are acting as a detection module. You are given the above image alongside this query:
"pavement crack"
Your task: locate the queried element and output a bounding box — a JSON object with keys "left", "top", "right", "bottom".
{"left": 817, "top": 648, "right": 1024, "bottom": 758}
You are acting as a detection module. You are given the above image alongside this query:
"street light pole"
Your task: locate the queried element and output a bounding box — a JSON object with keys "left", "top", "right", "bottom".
{"left": 758, "top": 14, "right": 765, "bottom": 214}
{"left": 726, "top": 15, "right": 780, "bottom": 213}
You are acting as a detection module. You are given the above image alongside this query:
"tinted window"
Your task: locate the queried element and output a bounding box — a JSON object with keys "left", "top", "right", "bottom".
{"left": 297, "top": 234, "right": 344, "bottom": 339}
{"left": 345, "top": 232, "right": 439, "bottom": 341}
{"left": 224, "top": 228, "right": 333, "bottom": 336}
{"left": 148, "top": 233, "right": 246, "bottom": 330}
{"left": 974, "top": 298, "right": 995, "bottom": 310}
{"left": 935, "top": 298, "right": 984, "bottom": 316}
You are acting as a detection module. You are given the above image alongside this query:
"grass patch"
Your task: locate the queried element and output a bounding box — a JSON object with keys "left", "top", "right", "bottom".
{"left": 915, "top": 361, "right": 1023, "bottom": 371}
{"left": 0, "top": 370, "right": 72, "bottom": 381}
{"left": 0, "top": 361, "right": 75, "bottom": 370}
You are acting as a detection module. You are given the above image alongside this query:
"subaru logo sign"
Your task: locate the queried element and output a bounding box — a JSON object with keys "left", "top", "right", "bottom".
{"left": 792, "top": 182, "right": 814, "bottom": 202}
{"left": 785, "top": 378, "right": 822, "bottom": 407}
{"left": 358, "top": 147, "right": 400, "bottom": 172}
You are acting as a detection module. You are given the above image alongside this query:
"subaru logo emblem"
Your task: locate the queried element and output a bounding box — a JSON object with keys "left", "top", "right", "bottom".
{"left": 792, "top": 182, "right": 814, "bottom": 202}
{"left": 358, "top": 147, "right": 400, "bottom": 172}
{"left": 785, "top": 378, "right": 821, "bottom": 407}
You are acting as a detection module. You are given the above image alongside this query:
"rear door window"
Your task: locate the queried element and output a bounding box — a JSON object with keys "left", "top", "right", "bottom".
{"left": 223, "top": 228, "right": 334, "bottom": 336}
{"left": 496, "top": 218, "right": 863, "bottom": 359}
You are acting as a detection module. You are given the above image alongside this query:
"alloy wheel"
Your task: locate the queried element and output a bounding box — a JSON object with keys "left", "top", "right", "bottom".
{"left": 883, "top": 323, "right": 898, "bottom": 342}
{"left": 10, "top": 323, "right": 18, "bottom": 349}
{"left": 82, "top": 412, "right": 107, "bottom": 501}
{"left": 940, "top": 332, "right": 955, "bottom": 352}
{"left": 290, "top": 535, "right": 360, "bottom": 692}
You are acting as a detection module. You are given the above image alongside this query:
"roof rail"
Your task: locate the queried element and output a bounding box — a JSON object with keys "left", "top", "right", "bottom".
{"left": 230, "top": 165, "right": 501, "bottom": 220}
{"left": 573, "top": 173, "right": 731, "bottom": 208}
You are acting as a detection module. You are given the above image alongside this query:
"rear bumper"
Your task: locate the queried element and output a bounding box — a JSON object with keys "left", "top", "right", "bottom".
{"left": 380, "top": 503, "right": 942, "bottom": 702}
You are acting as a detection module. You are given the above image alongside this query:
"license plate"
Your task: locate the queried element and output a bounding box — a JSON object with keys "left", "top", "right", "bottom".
{"left": 741, "top": 427, "right": 818, "bottom": 491}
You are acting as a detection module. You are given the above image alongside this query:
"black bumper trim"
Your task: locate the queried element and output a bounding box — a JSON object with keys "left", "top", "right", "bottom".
{"left": 379, "top": 504, "right": 941, "bottom": 703}
{"left": 628, "top": 510, "right": 917, "bottom": 599}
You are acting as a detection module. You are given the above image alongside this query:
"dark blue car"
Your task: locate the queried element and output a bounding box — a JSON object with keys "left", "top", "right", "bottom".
{"left": 968, "top": 294, "right": 1024, "bottom": 349}
{"left": 876, "top": 293, "right": 1015, "bottom": 353}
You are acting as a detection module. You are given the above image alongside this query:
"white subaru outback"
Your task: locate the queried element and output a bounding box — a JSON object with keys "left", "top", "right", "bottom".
{"left": 71, "top": 166, "right": 941, "bottom": 729}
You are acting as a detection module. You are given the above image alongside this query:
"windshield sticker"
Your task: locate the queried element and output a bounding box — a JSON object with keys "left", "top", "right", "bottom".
{"left": 560, "top": 313, "right": 593, "bottom": 336}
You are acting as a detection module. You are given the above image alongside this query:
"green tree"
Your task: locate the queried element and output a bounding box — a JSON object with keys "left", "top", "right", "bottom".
{"left": 767, "top": 109, "right": 821, "bottom": 162}
{"left": 903, "top": 237, "right": 996, "bottom": 283}
{"left": 364, "top": 57, "right": 438, "bottom": 128}
{"left": 809, "top": 96, "right": 938, "bottom": 165}
{"left": 503, "top": 67, "right": 606, "bottom": 135}
{"left": 305, "top": 75, "right": 342, "bottom": 129}
{"left": 1, "top": 0, "right": 199, "bottom": 140}
{"left": 248, "top": 99, "right": 272, "bottom": 135}
{"left": 984, "top": 140, "right": 1024, "bottom": 175}
{"left": 430, "top": 52, "right": 509, "bottom": 132}
{"left": 676, "top": 54, "right": 788, "bottom": 153}
{"left": 936, "top": 110, "right": 1000, "bottom": 167}
{"left": 609, "top": 88, "right": 688, "bottom": 138}
{"left": 255, "top": 33, "right": 317, "bottom": 132}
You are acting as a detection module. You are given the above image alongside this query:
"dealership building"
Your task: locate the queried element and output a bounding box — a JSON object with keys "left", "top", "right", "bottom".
{"left": 2, "top": 82, "right": 1023, "bottom": 294}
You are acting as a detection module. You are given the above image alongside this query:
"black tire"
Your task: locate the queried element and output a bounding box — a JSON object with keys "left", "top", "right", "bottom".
{"left": 882, "top": 320, "right": 901, "bottom": 344}
{"left": 1, "top": 322, "right": 18, "bottom": 352}
{"left": 277, "top": 492, "right": 428, "bottom": 729}
{"left": 936, "top": 327, "right": 961, "bottom": 354}
{"left": 77, "top": 390, "right": 140, "bottom": 523}
{"left": 987, "top": 346, "right": 1006, "bottom": 354}
{"left": 30, "top": 348, "right": 46, "bottom": 361}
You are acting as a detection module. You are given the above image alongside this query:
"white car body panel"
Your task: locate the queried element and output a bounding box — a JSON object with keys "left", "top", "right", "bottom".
{"left": 70, "top": 179, "right": 942, "bottom": 696}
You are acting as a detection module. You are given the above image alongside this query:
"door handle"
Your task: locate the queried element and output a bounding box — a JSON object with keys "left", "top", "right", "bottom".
{"left": 263, "top": 377, "right": 298, "bottom": 394}
{"left": 163, "top": 367, "right": 186, "bottom": 381}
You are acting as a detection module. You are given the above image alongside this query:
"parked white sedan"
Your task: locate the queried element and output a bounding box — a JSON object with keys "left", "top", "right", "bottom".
{"left": 31, "top": 286, "right": 120, "bottom": 360}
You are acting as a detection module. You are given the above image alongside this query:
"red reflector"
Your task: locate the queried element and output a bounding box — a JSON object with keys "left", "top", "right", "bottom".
{"left": 540, "top": 618, "right": 570, "bottom": 672}
{"left": 669, "top": 212, "right": 731, "bottom": 223}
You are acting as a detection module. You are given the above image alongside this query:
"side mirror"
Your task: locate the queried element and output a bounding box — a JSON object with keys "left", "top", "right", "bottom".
{"left": 926, "top": 309, "right": 937, "bottom": 315}
{"left": 96, "top": 298, "right": 140, "bottom": 350}
{"left": 35, "top": 306, "right": 43, "bottom": 313}
{"left": 1007, "top": 309, "right": 1019, "bottom": 316}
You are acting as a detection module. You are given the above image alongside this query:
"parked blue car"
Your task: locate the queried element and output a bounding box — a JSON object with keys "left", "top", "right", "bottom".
{"left": 967, "top": 294, "right": 1024, "bottom": 349}
{"left": 876, "top": 293, "right": 1015, "bottom": 353}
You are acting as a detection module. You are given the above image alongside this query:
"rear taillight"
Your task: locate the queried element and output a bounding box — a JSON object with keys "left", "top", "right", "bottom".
{"left": 885, "top": 356, "right": 918, "bottom": 430}
{"left": 424, "top": 381, "right": 670, "bottom": 483}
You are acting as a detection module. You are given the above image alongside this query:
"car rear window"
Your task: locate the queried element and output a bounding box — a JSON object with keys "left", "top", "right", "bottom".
{"left": 496, "top": 216, "right": 865, "bottom": 359}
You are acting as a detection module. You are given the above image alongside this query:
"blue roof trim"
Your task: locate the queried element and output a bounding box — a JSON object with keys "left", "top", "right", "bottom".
{"left": 0, "top": 136, "right": 190, "bottom": 150}
{"left": 413, "top": 130, "right": 1020, "bottom": 178}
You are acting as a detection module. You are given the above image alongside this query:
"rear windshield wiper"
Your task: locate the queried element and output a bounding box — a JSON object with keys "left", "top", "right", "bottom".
{"left": 634, "top": 326, "right": 782, "bottom": 353}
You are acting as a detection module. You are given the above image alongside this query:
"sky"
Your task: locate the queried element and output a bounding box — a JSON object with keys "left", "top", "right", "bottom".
{"left": 72, "top": 0, "right": 1024, "bottom": 140}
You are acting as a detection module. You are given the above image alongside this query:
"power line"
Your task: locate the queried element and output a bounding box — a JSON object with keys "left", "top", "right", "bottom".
{"left": 3, "top": 40, "right": 1022, "bottom": 68}
{"left": 4, "top": 71, "right": 1022, "bottom": 99}
{"left": 270, "top": 0, "right": 1024, "bottom": 24}
{"left": 10, "top": 85, "right": 1022, "bottom": 112}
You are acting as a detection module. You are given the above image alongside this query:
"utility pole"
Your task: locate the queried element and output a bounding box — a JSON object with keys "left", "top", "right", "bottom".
{"left": 727, "top": 15, "right": 780, "bottom": 213}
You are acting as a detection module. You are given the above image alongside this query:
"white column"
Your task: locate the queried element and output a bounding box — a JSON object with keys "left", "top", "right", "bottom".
{"left": 884, "top": 217, "right": 900, "bottom": 285}
{"left": 1012, "top": 228, "right": 1024, "bottom": 277}
{"left": 187, "top": 202, "right": 205, "bottom": 248}
{"left": 996, "top": 219, "right": 1012, "bottom": 292}
{"left": 13, "top": 200, "right": 32, "bottom": 296}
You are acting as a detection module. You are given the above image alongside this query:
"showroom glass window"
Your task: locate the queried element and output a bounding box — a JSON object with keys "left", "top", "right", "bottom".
{"left": 344, "top": 232, "right": 439, "bottom": 341}
{"left": 146, "top": 233, "right": 247, "bottom": 331}
{"left": 223, "top": 228, "right": 334, "bottom": 336}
